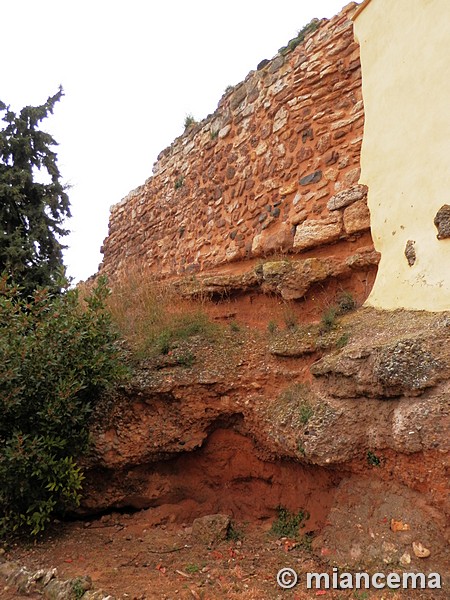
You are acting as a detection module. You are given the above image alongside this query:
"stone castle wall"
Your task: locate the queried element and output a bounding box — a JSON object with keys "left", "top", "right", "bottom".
{"left": 100, "top": 2, "right": 374, "bottom": 281}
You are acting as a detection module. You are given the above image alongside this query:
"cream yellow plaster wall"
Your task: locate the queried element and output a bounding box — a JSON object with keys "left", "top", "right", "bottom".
{"left": 354, "top": 0, "right": 450, "bottom": 310}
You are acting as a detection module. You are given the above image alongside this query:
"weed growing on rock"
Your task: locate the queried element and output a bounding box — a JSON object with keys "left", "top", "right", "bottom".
{"left": 72, "top": 578, "right": 87, "bottom": 600}
{"left": 298, "top": 531, "right": 314, "bottom": 552}
{"left": 336, "top": 331, "right": 350, "bottom": 349}
{"left": 366, "top": 450, "right": 381, "bottom": 467}
{"left": 267, "top": 320, "right": 278, "bottom": 335}
{"left": 320, "top": 306, "right": 337, "bottom": 333}
{"left": 299, "top": 402, "right": 314, "bottom": 425}
{"left": 319, "top": 291, "right": 356, "bottom": 335}
{"left": 174, "top": 176, "right": 184, "bottom": 190}
{"left": 155, "top": 312, "right": 219, "bottom": 355}
{"left": 107, "top": 269, "right": 220, "bottom": 358}
{"left": 229, "top": 320, "right": 241, "bottom": 333}
{"left": 297, "top": 441, "right": 306, "bottom": 456}
{"left": 278, "top": 18, "right": 320, "bottom": 55}
{"left": 271, "top": 506, "right": 309, "bottom": 538}
{"left": 279, "top": 383, "right": 304, "bottom": 403}
{"left": 184, "top": 563, "right": 200, "bottom": 574}
{"left": 336, "top": 291, "right": 356, "bottom": 314}
{"left": 227, "top": 522, "right": 244, "bottom": 542}
{"left": 174, "top": 350, "right": 196, "bottom": 367}
{"left": 184, "top": 114, "right": 196, "bottom": 130}
{"left": 278, "top": 383, "right": 315, "bottom": 427}
{"left": 282, "top": 306, "right": 298, "bottom": 331}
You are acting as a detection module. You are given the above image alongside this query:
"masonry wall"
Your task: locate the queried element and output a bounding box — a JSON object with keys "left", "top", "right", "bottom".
{"left": 100, "top": 2, "right": 373, "bottom": 281}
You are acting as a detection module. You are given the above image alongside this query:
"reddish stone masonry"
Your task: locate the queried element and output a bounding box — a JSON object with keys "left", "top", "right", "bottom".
{"left": 99, "top": 2, "right": 374, "bottom": 281}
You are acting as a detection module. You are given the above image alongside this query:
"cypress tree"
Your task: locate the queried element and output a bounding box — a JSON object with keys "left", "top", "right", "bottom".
{"left": 0, "top": 87, "right": 70, "bottom": 294}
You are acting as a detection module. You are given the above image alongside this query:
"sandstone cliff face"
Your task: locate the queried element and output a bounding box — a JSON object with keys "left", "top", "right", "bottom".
{"left": 100, "top": 2, "right": 371, "bottom": 283}
{"left": 85, "top": 308, "right": 449, "bottom": 573}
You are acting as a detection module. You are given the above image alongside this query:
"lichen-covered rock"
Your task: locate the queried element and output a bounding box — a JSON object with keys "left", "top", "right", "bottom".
{"left": 373, "top": 339, "right": 443, "bottom": 396}
{"left": 269, "top": 257, "right": 343, "bottom": 300}
{"left": 311, "top": 337, "right": 445, "bottom": 398}
{"left": 192, "top": 514, "right": 231, "bottom": 545}
{"left": 179, "top": 250, "right": 376, "bottom": 300}
{"left": 260, "top": 259, "right": 293, "bottom": 281}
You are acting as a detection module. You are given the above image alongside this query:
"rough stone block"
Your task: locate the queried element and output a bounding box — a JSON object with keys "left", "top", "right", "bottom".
{"left": 293, "top": 214, "right": 343, "bottom": 251}
{"left": 299, "top": 170, "right": 322, "bottom": 186}
{"left": 251, "top": 223, "right": 293, "bottom": 256}
{"left": 273, "top": 107, "right": 289, "bottom": 133}
{"left": 218, "top": 125, "right": 232, "bottom": 139}
{"left": 343, "top": 199, "right": 370, "bottom": 234}
{"left": 327, "top": 184, "right": 367, "bottom": 211}
{"left": 192, "top": 514, "right": 231, "bottom": 545}
{"left": 344, "top": 167, "right": 361, "bottom": 186}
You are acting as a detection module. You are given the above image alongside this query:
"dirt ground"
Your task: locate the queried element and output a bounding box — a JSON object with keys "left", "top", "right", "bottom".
{"left": 1, "top": 510, "right": 447, "bottom": 600}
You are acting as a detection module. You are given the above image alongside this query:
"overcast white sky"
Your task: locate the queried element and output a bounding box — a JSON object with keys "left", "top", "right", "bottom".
{"left": 2, "top": 0, "right": 353, "bottom": 282}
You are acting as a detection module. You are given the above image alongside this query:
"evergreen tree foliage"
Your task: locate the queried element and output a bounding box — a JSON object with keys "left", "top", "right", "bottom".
{"left": 0, "top": 276, "right": 128, "bottom": 536}
{"left": 0, "top": 87, "right": 70, "bottom": 295}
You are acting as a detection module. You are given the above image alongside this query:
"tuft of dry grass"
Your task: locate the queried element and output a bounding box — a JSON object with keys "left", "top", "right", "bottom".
{"left": 105, "top": 264, "right": 219, "bottom": 356}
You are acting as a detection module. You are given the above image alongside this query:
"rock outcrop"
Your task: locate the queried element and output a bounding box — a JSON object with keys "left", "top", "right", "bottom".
{"left": 0, "top": 558, "right": 113, "bottom": 600}
{"left": 83, "top": 308, "right": 449, "bottom": 572}
{"left": 176, "top": 246, "right": 378, "bottom": 301}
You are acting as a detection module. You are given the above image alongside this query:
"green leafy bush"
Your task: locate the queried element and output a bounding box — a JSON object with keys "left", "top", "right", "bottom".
{"left": 0, "top": 276, "right": 126, "bottom": 536}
